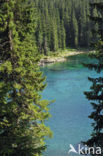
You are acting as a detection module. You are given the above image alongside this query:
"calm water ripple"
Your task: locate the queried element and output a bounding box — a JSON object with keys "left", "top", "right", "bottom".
{"left": 41, "top": 54, "right": 102, "bottom": 156}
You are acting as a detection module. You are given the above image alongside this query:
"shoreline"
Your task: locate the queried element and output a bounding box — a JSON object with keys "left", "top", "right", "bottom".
{"left": 39, "top": 50, "right": 90, "bottom": 66}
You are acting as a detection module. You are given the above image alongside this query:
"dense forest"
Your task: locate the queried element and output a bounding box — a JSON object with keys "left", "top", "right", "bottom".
{"left": 34, "top": 0, "right": 102, "bottom": 55}
{"left": 0, "top": 0, "right": 103, "bottom": 156}
{"left": 84, "top": 2, "right": 103, "bottom": 154}
{"left": 0, "top": 1, "right": 51, "bottom": 156}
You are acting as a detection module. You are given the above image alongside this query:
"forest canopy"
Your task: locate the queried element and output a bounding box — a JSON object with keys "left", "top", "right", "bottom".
{"left": 34, "top": 0, "right": 102, "bottom": 55}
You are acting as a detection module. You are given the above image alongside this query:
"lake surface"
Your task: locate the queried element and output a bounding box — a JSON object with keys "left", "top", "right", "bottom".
{"left": 42, "top": 54, "right": 102, "bottom": 156}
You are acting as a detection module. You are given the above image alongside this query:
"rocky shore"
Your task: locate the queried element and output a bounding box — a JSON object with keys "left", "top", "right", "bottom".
{"left": 39, "top": 51, "right": 87, "bottom": 66}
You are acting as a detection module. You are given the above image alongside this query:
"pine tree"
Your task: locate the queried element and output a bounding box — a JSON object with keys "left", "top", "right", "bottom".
{"left": 36, "top": 19, "right": 43, "bottom": 54}
{"left": 0, "top": 1, "right": 52, "bottom": 156}
{"left": 34, "top": 0, "right": 94, "bottom": 54}
{"left": 60, "top": 20, "right": 66, "bottom": 49}
{"left": 84, "top": 2, "right": 103, "bottom": 154}
{"left": 50, "top": 19, "right": 58, "bottom": 51}
{"left": 70, "top": 9, "right": 78, "bottom": 47}
{"left": 84, "top": 1, "right": 91, "bottom": 48}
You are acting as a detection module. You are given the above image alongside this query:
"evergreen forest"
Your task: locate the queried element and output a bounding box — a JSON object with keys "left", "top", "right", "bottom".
{"left": 34, "top": 0, "right": 102, "bottom": 54}
{"left": 0, "top": 0, "right": 103, "bottom": 156}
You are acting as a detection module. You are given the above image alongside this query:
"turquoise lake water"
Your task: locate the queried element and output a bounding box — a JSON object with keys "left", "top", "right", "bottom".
{"left": 42, "top": 54, "right": 102, "bottom": 156}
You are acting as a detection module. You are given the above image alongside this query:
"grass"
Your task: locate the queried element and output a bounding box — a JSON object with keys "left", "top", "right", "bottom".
{"left": 40, "top": 47, "right": 90, "bottom": 60}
